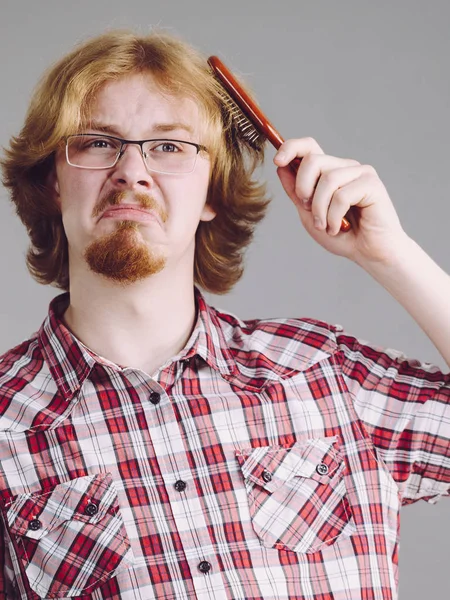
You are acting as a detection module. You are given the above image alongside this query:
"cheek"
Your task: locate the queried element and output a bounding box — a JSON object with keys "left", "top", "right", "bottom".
{"left": 59, "top": 180, "right": 102, "bottom": 244}
{"left": 58, "top": 170, "right": 104, "bottom": 219}
{"left": 163, "top": 170, "right": 210, "bottom": 221}
{"left": 188, "top": 162, "right": 212, "bottom": 209}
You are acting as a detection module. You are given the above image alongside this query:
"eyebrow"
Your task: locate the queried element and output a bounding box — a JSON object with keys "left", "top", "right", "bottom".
{"left": 85, "top": 120, "right": 195, "bottom": 137}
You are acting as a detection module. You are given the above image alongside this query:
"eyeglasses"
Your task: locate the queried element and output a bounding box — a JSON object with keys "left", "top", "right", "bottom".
{"left": 65, "top": 134, "right": 208, "bottom": 175}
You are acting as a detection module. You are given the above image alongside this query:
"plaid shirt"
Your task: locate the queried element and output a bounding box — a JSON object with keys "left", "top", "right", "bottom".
{"left": 0, "top": 290, "right": 449, "bottom": 600}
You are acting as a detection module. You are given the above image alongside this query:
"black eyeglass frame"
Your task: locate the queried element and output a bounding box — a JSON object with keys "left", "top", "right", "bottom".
{"left": 65, "top": 133, "right": 209, "bottom": 173}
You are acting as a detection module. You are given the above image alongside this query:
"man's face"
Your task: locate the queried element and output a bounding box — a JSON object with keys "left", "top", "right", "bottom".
{"left": 53, "top": 72, "right": 215, "bottom": 285}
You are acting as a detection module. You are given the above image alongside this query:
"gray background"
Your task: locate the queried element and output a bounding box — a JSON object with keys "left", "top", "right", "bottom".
{"left": 0, "top": 1, "right": 448, "bottom": 597}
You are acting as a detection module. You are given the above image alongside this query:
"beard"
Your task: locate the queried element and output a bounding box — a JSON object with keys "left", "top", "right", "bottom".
{"left": 84, "top": 192, "right": 167, "bottom": 285}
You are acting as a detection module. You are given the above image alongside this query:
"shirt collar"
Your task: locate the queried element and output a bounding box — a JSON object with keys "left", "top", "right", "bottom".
{"left": 183, "top": 288, "right": 238, "bottom": 378}
{"left": 38, "top": 293, "right": 97, "bottom": 401}
{"left": 38, "top": 289, "right": 238, "bottom": 401}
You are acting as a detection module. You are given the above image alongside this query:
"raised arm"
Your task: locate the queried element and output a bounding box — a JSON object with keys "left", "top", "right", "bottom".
{"left": 274, "top": 137, "right": 450, "bottom": 368}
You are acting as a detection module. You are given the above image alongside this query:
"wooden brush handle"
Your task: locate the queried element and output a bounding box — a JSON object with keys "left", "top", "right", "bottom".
{"left": 208, "top": 56, "right": 351, "bottom": 232}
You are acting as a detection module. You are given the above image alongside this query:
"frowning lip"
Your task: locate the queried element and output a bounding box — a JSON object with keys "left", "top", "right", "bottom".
{"left": 100, "top": 204, "right": 162, "bottom": 225}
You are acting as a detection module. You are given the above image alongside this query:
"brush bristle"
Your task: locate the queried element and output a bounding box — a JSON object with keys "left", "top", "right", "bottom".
{"left": 219, "top": 89, "right": 266, "bottom": 151}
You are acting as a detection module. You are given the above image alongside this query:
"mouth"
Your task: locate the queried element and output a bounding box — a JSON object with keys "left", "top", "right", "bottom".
{"left": 100, "top": 205, "right": 161, "bottom": 225}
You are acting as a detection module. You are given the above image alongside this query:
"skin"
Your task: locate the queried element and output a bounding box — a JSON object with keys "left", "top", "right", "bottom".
{"left": 274, "top": 139, "right": 450, "bottom": 367}
{"left": 53, "top": 73, "right": 215, "bottom": 373}
{"left": 53, "top": 72, "right": 450, "bottom": 374}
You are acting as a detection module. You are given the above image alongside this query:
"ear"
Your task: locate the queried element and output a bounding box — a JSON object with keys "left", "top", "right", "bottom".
{"left": 200, "top": 203, "right": 216, "bottom": 222}
{"left": 46, "top": 164, "right": 61, "bottom": 206}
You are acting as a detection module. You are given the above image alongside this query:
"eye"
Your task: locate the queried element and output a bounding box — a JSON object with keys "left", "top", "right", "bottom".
{"left": 87, "top": 138, "right": 115, "bottom": 149}
{"left": 91, "top": 139, "right": 109, "bottom": 148}
{"left": 153, "top": 142, "right": 181, "bottom": 153}
{"left": 76, "top": 136, "right": 121, "bottom": 152}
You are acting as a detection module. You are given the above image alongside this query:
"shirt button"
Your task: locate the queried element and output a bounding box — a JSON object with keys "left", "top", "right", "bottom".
{"left": 84, "top": 502, "right": 98, "bottom": 516}
{"left": 198, "top": 560, "right": 212, "bottom": 574}
{"left": 262, "top": 469, "right": 272, "bottom": 483}
{"left": 174, "top": 480, "right": 187, "bottom": 492}
{"left": 149, "top": 392, "right": 161, "bottom": 405}
{"left": 28, "top": 518, "right": 42, "bottom": 531}
{"left": 316, "top": 463, "right": 329, "bottom": 476}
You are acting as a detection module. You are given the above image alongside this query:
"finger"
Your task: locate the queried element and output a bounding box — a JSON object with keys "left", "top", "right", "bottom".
{"left": 273, "top": 137, "right": 324, "bottom": 168}
{"left": 277, "top": 166, "right": 320, "bottom": 236}
{"left": 296, "top": 155, "right": 361, "bottom": 207}
{"left": 277, "top": 165, "right": 297, "bottom": 204}
{"left": 277, "top": 165, "right": 331, "bottom": 238}
{"left": 276, "top": 154, "right": 360, "bottom": 209}
{"left": 310, "top": 165, "right": 370, "bottom": 230}
{"left": 326, "top": 173, "right": 377, "bottom": 236}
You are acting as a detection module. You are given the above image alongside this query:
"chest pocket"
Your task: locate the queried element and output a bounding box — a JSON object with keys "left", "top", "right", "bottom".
{"left": 236, "top": 436, "right": 356, "bottom": 554}
{"left": 5, "top": 472, "right": 133, "bottom": 598}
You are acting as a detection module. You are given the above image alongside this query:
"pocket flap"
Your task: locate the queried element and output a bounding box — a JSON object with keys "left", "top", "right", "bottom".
{"left": 7, "top": 473, "right": 118, "bottom": 539}
{"left": 236, "top": 436, "right": 343, "bottom": 493}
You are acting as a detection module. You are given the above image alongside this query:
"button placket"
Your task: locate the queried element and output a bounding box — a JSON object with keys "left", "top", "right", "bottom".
{"left": 149, "top": 392, "right": 161, "bottom": 405}
{"left": 174, "top": 480, "right": 187, "bottom": 492}
{"left": 198, "top": 560, "right": 212, "bottom": 574}
{"left": 143, "top": 384, "right": 227, "bottom": 599}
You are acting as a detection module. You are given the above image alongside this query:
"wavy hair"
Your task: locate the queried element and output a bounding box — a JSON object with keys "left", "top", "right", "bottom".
{"left": 1, "top": 30, "right": 270, "bottom": 294}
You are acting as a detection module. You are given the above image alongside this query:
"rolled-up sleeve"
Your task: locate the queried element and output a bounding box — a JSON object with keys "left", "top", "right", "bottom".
{"left": 337, "top": 331, "right": 450, "bottom": 505}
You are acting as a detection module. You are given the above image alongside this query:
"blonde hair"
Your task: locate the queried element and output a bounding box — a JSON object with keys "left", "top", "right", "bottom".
{"left": 1, "top": 30, "right": 270, "bottom": 293}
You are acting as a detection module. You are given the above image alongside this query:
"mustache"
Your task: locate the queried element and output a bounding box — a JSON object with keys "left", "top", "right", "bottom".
{"left": 93, "top": 190, "right": 168, "bottom": 222}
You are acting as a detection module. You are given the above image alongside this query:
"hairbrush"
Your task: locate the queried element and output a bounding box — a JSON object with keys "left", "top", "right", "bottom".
{"left": 207, "top": 55, "right": 351, "bottom": 232}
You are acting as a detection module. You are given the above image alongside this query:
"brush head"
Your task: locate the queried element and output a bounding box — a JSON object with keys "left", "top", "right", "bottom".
{"left": 217, "top": 87, "right": 267, "bottom": 151}
{"left": 208, "top": 56, "right": 267, "bottom": 151}
{"left": 207, "top": 55, "right": 352, "bottom": 233}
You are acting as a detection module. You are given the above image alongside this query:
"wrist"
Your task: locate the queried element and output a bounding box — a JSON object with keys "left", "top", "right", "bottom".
{"left": 355, "top": 233, "right": 417, "bottom": 280}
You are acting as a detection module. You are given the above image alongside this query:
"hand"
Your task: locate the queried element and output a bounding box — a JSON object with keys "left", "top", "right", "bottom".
{"left": 274, "top": 137, "right": 408, "bottom": 267}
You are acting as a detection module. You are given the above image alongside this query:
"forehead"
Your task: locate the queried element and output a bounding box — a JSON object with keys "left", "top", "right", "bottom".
{"left": 85, "top": 73, "right": 202, "bottom": 137}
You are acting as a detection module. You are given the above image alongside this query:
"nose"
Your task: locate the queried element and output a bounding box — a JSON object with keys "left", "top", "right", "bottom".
{"left": 111, "top": 143, "right": 153, "bottom": 190}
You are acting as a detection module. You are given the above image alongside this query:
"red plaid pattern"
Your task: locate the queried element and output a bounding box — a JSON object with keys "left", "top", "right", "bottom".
{"left": 6, "top": 473, "right": 133, "bottom": 598}
{"left": 0, "top": 289, "right": 448, "bottom": 599}
{"left": 235, "top": 438, "right": 355, "bottom": 554}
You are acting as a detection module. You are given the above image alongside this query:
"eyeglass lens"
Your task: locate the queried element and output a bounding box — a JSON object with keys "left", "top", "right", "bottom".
{"left": 66, "top": 135, "right": 199, "bottom": 174}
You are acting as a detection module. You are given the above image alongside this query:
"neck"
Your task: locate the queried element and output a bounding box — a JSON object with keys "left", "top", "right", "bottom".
{"left": 63, "top": 266, "right": 197, "bottom": 376}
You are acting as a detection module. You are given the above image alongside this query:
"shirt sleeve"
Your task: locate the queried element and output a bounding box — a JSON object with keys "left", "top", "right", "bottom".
{"left": 336, "top": 329, "right": 450, "bottom": 505}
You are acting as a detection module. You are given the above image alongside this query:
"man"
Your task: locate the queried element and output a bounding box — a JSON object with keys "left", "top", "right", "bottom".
{"left": 0, "top": 29, "right": 448, "bottom": 600}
